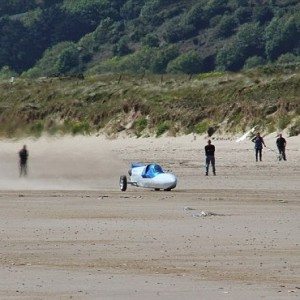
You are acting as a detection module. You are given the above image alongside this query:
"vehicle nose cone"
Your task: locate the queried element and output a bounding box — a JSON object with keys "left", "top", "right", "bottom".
{"left": 166, "top": 173, "right": 177, "bottom": 188}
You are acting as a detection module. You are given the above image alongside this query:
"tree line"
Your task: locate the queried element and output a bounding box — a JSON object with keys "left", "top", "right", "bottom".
{"left": 0, "top": 0, "right": 299, "bottom": 77}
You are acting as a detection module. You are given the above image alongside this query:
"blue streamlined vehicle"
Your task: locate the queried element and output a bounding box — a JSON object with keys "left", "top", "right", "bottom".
{"left": 119, "top": 163, "right": 177, "bottom": 191}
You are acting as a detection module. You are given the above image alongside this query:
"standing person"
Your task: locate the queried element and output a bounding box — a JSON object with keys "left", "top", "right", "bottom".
{"left": 205, "top": 140, "right": 216, "bottom": 176}
{"left": 19, "top": 145, "right": 29, "bottom": 177}
{"left": 251, "top": 132, "right": 266, "bottom": 162}
{"left": 276, "top": 133, "right": 287, "bottom": 161}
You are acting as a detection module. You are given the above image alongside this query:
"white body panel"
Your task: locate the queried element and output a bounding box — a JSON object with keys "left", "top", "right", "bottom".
{"left": 130, "top": 166, "right": 177, "bottom": 190}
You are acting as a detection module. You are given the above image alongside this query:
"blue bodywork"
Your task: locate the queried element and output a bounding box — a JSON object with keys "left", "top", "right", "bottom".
{"left": 131, "top": 163, "right": 165, "bottom": 178}
{"left": 142, "top": 164, "right": 164, "bottom": 178}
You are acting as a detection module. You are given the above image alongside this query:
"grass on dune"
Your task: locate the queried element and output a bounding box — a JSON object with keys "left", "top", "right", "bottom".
{"left": 0, "top": 67, "right": 299, "bottom": 138}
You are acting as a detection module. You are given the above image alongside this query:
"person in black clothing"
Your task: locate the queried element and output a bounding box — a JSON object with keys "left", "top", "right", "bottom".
{"left": 276, "top": 133, "right": 287, "bottom": 161}
{"left": 19, "top": 145, "right": 29, "bottom": 177}
{"left": 205, "top": 140, "right": 216, "bottom": 176}
{"left": 251, "top": 132, "right": 266, "bottom": 162}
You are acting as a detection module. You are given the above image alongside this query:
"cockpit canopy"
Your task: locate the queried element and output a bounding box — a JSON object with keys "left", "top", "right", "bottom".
{"left": 142, "top": 164, "right": 164, "bottom": 178}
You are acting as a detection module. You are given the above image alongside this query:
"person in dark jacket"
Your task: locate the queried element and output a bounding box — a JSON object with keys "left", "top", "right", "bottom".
{"left": 251, "top": 132, "right": 266, "bottom": 162}
{"left": 205, "top": 140, "right": 216, "bottom": 176}
{"left": 276, "top": 133, "right": 287, "bottom": 161}
{"left": 19, "top": 145, "right": 29, "bottom": 177}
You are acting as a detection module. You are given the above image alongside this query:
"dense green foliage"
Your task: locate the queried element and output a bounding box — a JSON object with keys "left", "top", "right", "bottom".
{"left": 0, "top": 0, "right": 299, "bottom": 76}
{"left": 167, "top": 51, "right": 203, "bottom": 74}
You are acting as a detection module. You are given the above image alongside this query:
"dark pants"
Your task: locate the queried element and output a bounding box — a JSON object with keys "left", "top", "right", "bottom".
{"left": 255, "top": 148, "right": 262, "bottom": 161}
{"left": 19, "top": 162, "right": 27, "bottom": 177}
{"left": 206, "top": 156, "right": 215, "bottom": 174}
{"left": 278, "top": 147, "right": 286, "bottom": 161}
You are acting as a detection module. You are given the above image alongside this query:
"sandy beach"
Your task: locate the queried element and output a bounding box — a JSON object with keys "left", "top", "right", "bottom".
{"left": 0, "top": 133, "right": 299, "bottom": 299}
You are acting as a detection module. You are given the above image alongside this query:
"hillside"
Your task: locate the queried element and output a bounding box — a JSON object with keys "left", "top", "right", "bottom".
{"left": 0, "top": 66, "right": 299, "bottom": 138}
{"left": 0, "top": 0, "right": 299, "bottom": 77}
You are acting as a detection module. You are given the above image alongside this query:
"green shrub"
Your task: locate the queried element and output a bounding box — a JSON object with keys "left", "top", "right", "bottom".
{"left": 64, "top": 119, "right": 90, "bottom": 135}
{"left": 134, "top": 117, "right": 148, "bottom": 136}
{"left": 63, "top": 0, "right": 108, "bottom": 13}
{"left": 266, "top": 122, "right": 276, "bottom": 134}
{"left": 277, "top": 115, "right": 292, "bottom": 130}
{"left": 236, "top": 22, "right": 265, "bottom": 57}
{"left": 167, "top": 51, "right": 203, "bottom": 74}
{"left": 254, "top": 5, "right": 273, "bottom": 25}
{"left": 197, "top": 71, "right": 225, "bottom": 80}
{"left": 205, "top": 0, "right": 228, "bottom": 18}
{"left": 163, "top": 19, "right": 196, "bottom": 43}
{"left": 234, "top": 7, "right": 252, "bottom": 24}
{"left": 45, "top": 122, "right": 61, "bottom": 136}
{"left": 71, "top": 121, "right": 90, "bottom": 135}
{"left": 244, "top": 56, "right": 266, "bottom": 69}
{"left": 216, "top": 22, "right": 265, "bottom": 71}
{"left": 140, "top": 0, "right": 164, "bottom": 25}
{"left": 113, "top": 37, "right": 132, "bottom": 56}
{"left": 209, "top": 15, "right": 222, "bottom": 27}
{"left": 120, "top": 0, "right": 144, "bottom": 20}
{"left": 150, "top": 45, "right": 179, "bottom": 74}
{"left": 194, "top": 120, "right": 209, "bottom": 134}
{"left": 22, "top": 42, "right": 77, "bottom": 78}
{"left": 216, "top": 43, "right": 243, "bottom": 71}
{"left": 30, "top": 121, "right": 44, "bottom": 138}
{"left": 0, "top": 66, "right": 17, "bottom": 79}
{"left": 142, "top": 34, "right": 160, "bottom": 48}
{"left": 289, "top": 118, "right": 300, "bottom": 136}
{"left": 265, "top": 15, "right": 300, "bottom": 61}
{"left": 92, "top": 18, "right": 114, "bottom": 46}
{"left": 216, "top": 15, "right": 236, "bottom": 38}
{"left": 130, "top": 25, "right": 147, "bottom": 42}
{"left": 88, "top": 47, "right": 156, "bottom": 74}
{"left": 276, "top": 53, "right": 300, "bottom": 65}
{"left": 183, "top": 3, "right": 207, "bottom": 29}
{"left": 56, "top": 45, "right": 80, "bottom": 74}
{"left": 156, "top": 121, "right": 170, "bottom": 136}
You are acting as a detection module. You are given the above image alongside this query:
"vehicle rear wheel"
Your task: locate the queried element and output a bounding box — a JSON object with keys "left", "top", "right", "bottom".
{"left": 154, "top": 188, "right": 160, "bottom": 191}
{"left": 164, "top": 188, "right": 171, "bottom": 191}
{"left": 119, "top": 175, "right": 127, "bottom": 191}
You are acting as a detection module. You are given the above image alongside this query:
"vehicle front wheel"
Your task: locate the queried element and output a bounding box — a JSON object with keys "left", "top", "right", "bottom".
{"left": 119, "top": 175, "right": 127, "bottom": 191}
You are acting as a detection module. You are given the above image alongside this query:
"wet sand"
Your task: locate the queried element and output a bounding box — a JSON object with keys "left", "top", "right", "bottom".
{"left": 0, "top": 134, "right": 299, "bottom": 299}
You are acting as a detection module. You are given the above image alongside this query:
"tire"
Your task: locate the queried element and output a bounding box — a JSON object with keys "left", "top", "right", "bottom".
{"left": 164, "top": 188, "right": 171, "bottom": 191}
{"left": 154, "top": 188, "right": 160, "bottom": 191}
{"left": 119, "top": 175, "right": 127, "bottom": 191}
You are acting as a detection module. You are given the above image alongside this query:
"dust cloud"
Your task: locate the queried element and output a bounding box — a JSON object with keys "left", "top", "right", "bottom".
{"left": 0, "top": 135, "right": 126, "bottom": 190}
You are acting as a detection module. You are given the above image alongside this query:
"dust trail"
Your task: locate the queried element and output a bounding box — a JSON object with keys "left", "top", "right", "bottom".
{"left": 0, "top": 135, "right": 126, "bottom": 190}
